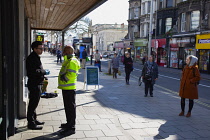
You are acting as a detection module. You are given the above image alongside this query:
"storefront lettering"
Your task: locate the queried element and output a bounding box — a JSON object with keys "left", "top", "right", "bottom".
{"left": 198, "top": 39, "right": 210, "bottom": 44}
{"left": 176, "top": 39, "right": 190, "bottom": 43}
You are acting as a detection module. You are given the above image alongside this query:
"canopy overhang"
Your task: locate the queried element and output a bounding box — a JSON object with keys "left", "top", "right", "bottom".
{"left": 24, "top": 0, "right": 107, "bottom": 31}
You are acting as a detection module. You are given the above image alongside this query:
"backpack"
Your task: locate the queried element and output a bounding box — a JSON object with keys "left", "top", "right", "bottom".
{"left": 192, "top": 68, "right": 200, "bottom": 85}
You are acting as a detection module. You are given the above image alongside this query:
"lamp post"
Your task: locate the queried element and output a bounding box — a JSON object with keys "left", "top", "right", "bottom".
{"left": 90, "top": 33, "right": 93, "bottom": 65}
{"left": 148, "top": 0, "right": 154, "bottom": 57}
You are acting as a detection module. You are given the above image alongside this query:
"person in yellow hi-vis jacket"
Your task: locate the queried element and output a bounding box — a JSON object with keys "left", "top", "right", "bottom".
{"left": 58, "top": 46, "right": 80, "bottom": 136}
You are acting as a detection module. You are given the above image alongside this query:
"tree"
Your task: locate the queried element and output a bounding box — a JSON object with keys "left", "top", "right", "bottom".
{"left": 66, "top": 17, "right": 92, "bottom": 37}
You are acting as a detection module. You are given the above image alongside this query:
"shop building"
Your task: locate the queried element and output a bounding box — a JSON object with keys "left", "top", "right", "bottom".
{"left": 151, "top": 38, "right": 167, "bottom": 66}
{"left": 169, "top": 35, "right": 196, "bottom": 69}
{"left": 134, "top": 39, "right": 148, "bottom": 62}
{"left": 196, "top": 33, "right": 210, "bottom": 74}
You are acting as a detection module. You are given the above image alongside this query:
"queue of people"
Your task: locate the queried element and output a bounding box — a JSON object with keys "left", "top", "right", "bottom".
{"left": 26, "top": 41, "right": 200, "bottom": 138}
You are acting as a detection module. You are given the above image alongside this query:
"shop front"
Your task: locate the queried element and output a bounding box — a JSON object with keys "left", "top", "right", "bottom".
{"left": 134, "top": 39, "right": 148, "bottom": 62}
{"left": 196, "top": 34, "right": 210, "bottom": 74}
{"left": 170, "top": 36, "right": 196, "bottom": 69}
{"left": 151, "top": 38, "right": 167, "bottom": 66}
{"left": 114, "top": 41, "right": 133, "bottom": 62}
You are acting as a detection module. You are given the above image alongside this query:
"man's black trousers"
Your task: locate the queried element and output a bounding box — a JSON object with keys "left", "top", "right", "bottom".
{"left": 62, "top": 90, "right": 76, "bottom": 129}
{"left": 144, "top": 80, "right": 154, "bottom": 96}
{"left": 27, "top": 85, "right": 42, "bottom": 124}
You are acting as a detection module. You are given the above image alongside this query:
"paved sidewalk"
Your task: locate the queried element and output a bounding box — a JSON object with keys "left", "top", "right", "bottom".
{"left": 9, "top": 53, "right": 210, "bottom": 140}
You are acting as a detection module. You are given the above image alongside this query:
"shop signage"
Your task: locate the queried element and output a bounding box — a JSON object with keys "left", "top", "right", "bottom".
{"left": 36, "top": 35, "right": 44, "bottom": 43}
{"left": 151, "top": 38, "right": 166, "bottom": 48}
{"left": 134, "top": 39, "right": 147, "bottom": 46}
{"left": 170, "top": 48, "right": 179, "bottom": 51}
{"left": 170, "top": 37, "right": 195, "bottom": 48}
{"left": 85, "top": 66, "right": 99, "bottom": 90}
{"left": 196, "top": 34, "right": 210, "bottom": 49}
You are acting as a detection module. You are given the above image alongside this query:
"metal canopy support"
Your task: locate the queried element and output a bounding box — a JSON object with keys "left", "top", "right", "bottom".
{"left": 62, "top": 31, "right": 65, "bottom": 49}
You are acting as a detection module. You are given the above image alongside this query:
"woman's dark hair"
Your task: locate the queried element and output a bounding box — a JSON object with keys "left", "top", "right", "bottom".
{"left": 31, "top": 41, "right": 42, "bottom": 50}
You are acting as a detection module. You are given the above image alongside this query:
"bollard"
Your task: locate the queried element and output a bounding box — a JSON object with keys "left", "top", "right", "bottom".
{"left": 108, "top": 60, "right": 112, "bottom": 75}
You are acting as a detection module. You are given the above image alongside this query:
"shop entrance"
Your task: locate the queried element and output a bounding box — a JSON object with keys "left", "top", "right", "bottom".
{"left": 199, "top": 50, "right": 210, "bottom": 73}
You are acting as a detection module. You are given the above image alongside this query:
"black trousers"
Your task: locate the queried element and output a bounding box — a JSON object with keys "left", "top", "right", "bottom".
{"left": 62, "top": 90, "right": 76, "bottom": 129}
{"left": 27, "top": 85, "right": 42, "bottom": 124}
{"left": 144, "top": 80, "right": 154, "bottom": 95}
{"left": 113, "top": 68, "right": 118, "bottom": 78}
{"left": 57, "top": 55, "right": 62, "bottom": 63}
{"left": 125, "top": 68, "right": 131, "bottom": 82}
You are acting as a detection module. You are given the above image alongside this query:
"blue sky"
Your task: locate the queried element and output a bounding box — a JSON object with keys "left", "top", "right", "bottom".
{"left": 86, "top": 0, "right": 129, "bottom": 25}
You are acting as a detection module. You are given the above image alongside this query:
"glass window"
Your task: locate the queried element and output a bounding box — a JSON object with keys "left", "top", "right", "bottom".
{"left": 181, "top": 13, "right": 186, "bottom": 32}
{"left": 191, "top": 11, "right": 200, "bottom": 30}
{"left": 141, "top": 25, "right": 144, "bottom": 37}
{"left": 142, "top": 3, "right": 145, "bottom": 15}
{"left": 134, "top": 2, "right": 139, "bottom": 19}
{"left": 165, "top": 18, "right": 172, "bottom": 32}
{"left": 134, "top": 8, "right": 139, "bottom": 19}
{"left": 166, "top": 0, "right": 173, "bottom": 7}
{"left": 148, "top": 1, "right": 151, "bottom": 13}
{"left": 159, "top": 19, "right": 162, "bottom": 34}
{"left": 159, "top": 0, "right": 163, "bottom": 9}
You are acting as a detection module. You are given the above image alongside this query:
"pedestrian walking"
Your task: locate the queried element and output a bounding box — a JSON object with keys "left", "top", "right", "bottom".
{"left": 141, "top": 55, "right": 158, "bottom": 97}
{"left": 58, "top": 46, "right": 80, "bottom": 135}
{"left": 111, "top": 53, "right": 119, "bottom": 79}
{"left": 94, "top": 50, "right": 102, "bottom": 72}
{"left": 123, "top": 52, "right": 133, "bottom": 85}
{"left": 26, "top": 41, "right": 47, "bottom": 130}
{"left": 81, "top": 48, "right": 87, "bottom": 69}
{"left": 56, "top": 48, "right": 62, "bottom": 63}
{"left": 179, "top": 55, "right": 200, "bottom": 117}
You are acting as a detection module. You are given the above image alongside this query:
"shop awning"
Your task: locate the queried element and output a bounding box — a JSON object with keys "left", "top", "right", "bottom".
{"left": 114, "top": 42, "right": 124, "bottom": 48}
{"left": 151, "top": 38, "right": 166, "bottom": 48}
{"left": 24, "top": 0, "right": 107, "bottom": 31}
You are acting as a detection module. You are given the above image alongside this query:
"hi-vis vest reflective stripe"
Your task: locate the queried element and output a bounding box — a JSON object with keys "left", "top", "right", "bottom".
{"left": 58, "top": 56, "right": 80, "bottom": 90}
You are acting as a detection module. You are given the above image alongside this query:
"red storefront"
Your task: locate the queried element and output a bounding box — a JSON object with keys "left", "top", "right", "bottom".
{"left": 151, "top": 38, "right": 167, "bottom": 66}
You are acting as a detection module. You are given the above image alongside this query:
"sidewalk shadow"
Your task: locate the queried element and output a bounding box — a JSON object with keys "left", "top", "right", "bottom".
{"left": 76, "top": 69, "right": 195, "bottom": 139}
{"left": 27, "top": 129, "right": 74, "bottom": 140}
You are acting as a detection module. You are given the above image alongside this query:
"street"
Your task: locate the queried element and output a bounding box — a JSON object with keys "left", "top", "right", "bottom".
{"left": 101, "top": 59, "right": 210, "bottom": 110}
{"left": 8, "top": 53, "right": 210, "bottom": 140}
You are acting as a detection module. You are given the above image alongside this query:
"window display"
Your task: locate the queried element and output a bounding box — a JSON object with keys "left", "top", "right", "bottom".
{"left": 170, "top": 47, "right": 179, "bottom": 68}
{"left": 199, "top": 50, "right": 209, "bottom": 71}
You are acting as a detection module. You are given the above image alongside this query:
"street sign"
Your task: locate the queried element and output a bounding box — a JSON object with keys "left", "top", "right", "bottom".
{"left": 85, "top": 66, "right": 99, "bottom": 90}
{"left": 36, "top": 35, "right": 44, "bottom": 43}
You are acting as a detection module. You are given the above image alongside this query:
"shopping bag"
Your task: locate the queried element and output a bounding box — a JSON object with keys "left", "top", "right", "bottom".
{"left": 118, "top": 70, "right": 121, "bottom": 76}
{"left": 86, "top": 57, "right": 90, "bottom": 61}
{"left": 138, "top": 76, "right": 143, "bottom": 86}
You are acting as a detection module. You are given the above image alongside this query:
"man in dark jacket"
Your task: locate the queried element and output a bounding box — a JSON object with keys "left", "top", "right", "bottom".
{"left": 26, "top": 41, "right": 47, "bottom": 130}
{"left": 141, "top": 55, "right": 158, "bottom": 97}
{"left": 81, "top": 49, "right": 87, "bottom": 69}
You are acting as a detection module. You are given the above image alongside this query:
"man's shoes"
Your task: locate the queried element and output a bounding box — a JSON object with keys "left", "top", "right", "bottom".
{"left": 100, "top": 71, "right": 102, "bottom": 72}
{"left": 150, "top": 95, "right": 153, "bottom": 97}
{"left": 35, "top": 120, "right": 45, "bottom": 125}
{"left": 27, "top": 124, "right": 43, "bottom": 130}
{"left": 186, "top": 112, "right": 191, "bottom": 117}
{"left": 179, "top": 111, "right": 185, "bottom": 116}
{"left": 144, "top": 94, "right": 147, "bottom": 97}
{"left": 60, "top": 129, "right": 75, "bottom": 136}
{"left": 59, "top": 123, "right": 69, "bottom": 128}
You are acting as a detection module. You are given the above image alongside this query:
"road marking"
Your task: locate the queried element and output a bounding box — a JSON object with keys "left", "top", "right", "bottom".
{"left": 159, "top": 74, "right": 180, "bottom": 80}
